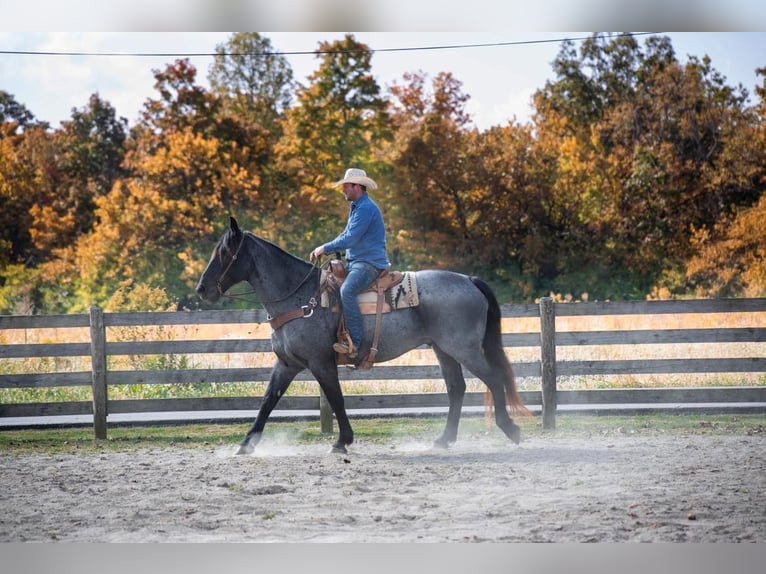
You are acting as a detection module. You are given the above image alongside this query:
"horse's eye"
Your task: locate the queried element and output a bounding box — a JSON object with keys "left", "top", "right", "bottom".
{"left": 217, "top": 245, "right": 228, "bottom": 262}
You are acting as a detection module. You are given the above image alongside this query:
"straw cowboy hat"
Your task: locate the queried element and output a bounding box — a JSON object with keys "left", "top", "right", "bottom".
{"left": 334, "top": 168, "right": 378, "bottom": 189}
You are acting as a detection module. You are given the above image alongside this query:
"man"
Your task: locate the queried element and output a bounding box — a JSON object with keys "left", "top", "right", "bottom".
{"left": 310, "top": 168, "right": 390, "bottom": 359}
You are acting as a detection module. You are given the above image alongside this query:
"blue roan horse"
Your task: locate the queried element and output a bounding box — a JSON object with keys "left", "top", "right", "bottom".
{"left": 196, "top": 217, "right": 529, "bottom": 455}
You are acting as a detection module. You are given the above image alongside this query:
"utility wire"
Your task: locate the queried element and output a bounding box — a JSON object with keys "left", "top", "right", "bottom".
{"left": 0, "top": 32, "right": 655, "bottom": 58}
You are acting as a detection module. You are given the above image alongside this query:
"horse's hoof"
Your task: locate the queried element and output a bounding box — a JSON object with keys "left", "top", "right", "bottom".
{"left": 236, "top": 442, "right": 254, "bottom": 455}
{"left": 331, "top": 444, "right": 348, "bottom": 454}
{"left": 508, "top": 425, "right": 521, "bottom": 445}
{"left": 432, "top": 438, "right": 450, "bottom": 450}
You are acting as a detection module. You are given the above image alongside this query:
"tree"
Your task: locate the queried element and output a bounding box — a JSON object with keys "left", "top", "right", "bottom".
{"left": 75, "top": 127, "right": 260, "bottom": 308}
{"left": 140, "top": 59, "right": 216, "bottom": 132}
{"left": 1, "top": 93, "right": 129, "bottom": 313}
{"left": 208, "top": 32, "right": 294, "bottom": 137}
{"left": 466, "top": 123, "right": 558, "bottom": 296}
{"left": 272, "top": 34, "right": 390, "bottom": 253}
{"left": 0, "top": 122, "right": 47, "bottom": 313}
{"left": 685, "top": 193, "right": 766, "bottom": 297}
{"left": 130, "top": 58, "right": 271, "bottom": 210}
{"left": 385, "top": 71, "right": 475, "bottom": 268}
{"left": 0, "top": 90, "right": 36, "bottom": 133}
{"left": 66, "top": 61, "right": 270, "bottom": 309}
{"left": 683, "top": 67, "right": 766, "bottom": 298}
{"left": 208, "top": 33, "right": 295, "bottom": 222}
{"left": 1, "top": 93, "right": 45, "bottom": 268}
{"left": 531, "top": 33, "right": 764, "bottom": 298}
{"left": 28, "top": 94, "right": 127, "bottom": 255}
{"left": 128, "top": 59, "right": 223, "bottom": 165}
{"left": 0, "top": 124, "right": 52, "bottom": 267}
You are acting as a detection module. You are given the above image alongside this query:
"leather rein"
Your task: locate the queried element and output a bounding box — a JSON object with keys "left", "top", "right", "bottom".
{"left": 216, "top": 232, "right": 319, "bottom": 330}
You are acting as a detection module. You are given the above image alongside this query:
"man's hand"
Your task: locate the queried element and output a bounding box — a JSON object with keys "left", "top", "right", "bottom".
{"left": 310, "top": 245, "right": 325, "bottom": 262}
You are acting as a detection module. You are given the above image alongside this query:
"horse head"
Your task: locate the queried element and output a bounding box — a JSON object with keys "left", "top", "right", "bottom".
{"left": 195, "top": 216, "right": 248, "bottom": 303}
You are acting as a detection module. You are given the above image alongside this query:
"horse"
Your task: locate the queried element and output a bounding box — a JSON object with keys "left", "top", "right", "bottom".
{"left": 195, "top": 217, "right": 529, "bottom": 455}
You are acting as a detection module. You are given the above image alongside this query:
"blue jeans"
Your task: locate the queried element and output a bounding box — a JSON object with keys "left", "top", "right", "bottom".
{"left": 340, "top": 261, "right": 382, "bottom": 349}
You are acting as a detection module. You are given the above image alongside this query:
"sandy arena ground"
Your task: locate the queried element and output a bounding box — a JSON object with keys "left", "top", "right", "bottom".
{"left": 1, "top": 431, "right": 764, "bottom": 542}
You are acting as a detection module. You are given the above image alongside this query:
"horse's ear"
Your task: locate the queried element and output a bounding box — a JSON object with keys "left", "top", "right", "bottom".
{"left": 230, "top": 216, "right": 241, "bottom": 235}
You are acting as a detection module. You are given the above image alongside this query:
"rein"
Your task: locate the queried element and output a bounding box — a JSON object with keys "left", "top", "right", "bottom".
{"left": 215, "top": 232, "right": 320, "bottom": 327}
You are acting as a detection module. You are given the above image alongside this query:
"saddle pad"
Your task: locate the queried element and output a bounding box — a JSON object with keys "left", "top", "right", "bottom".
{"left": 321, "top": 272, "right": 419, "bottom": 314}
{"left": 359, "top": 272, "right": 419, "bottom": 314}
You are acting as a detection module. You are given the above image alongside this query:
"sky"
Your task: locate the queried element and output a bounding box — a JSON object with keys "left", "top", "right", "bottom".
{"left": 1, "top": 32, "right": 765, "bottom": 132}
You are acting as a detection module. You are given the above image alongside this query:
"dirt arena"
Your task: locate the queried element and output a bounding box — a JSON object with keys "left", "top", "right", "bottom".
{"left": 2, "top": 427, "right": 764, "bottom": 542}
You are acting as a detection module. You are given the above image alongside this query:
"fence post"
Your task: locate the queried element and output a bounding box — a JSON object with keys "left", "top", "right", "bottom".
{"left": 539, "top": 297, "right": 557, "bottom": 430}
{"left": 89, "top": 305, "right": 108, "bottom": 440}
{"left": 319, "top": 388, "right": 334, "bottom": 433}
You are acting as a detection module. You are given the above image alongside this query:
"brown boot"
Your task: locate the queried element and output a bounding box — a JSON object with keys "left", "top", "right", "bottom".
{"left": 333, "top": 341, "right": 357, "bottom": 358}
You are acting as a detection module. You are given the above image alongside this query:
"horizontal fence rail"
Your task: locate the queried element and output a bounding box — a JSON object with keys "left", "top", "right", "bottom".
{"left": 1, "top": 298, "right": 765, "bottom": 438}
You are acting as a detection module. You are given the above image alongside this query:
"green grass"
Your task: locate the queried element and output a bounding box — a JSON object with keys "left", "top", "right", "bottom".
{"left": 1, "top": 413, "right": 763, "bottom": 455}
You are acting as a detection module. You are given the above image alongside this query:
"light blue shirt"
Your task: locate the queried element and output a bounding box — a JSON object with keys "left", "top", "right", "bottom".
{"left": 323, "top": 193, "right": 390, "bottom": 270}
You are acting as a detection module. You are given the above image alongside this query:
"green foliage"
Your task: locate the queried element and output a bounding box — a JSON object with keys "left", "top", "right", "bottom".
{"left": 0, "top": 90, "right": 36, "bottom": 127}
{"left": 104, "top": 280, "right": 175, "bottom": 312}
{"left": 208, "top": 32, "right": 294, "bottom": 136}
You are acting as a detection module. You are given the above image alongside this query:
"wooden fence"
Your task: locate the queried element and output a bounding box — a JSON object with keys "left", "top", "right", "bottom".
{"left": 1, "top": 297, "right": 765, "bottom": 439}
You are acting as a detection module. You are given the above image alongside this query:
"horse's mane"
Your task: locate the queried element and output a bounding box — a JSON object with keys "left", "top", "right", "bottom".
{"left": 239, "top": 230, "right": 314, "bottom": 268}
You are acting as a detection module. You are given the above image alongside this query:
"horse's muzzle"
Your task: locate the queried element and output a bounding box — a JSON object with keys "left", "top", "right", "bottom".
{"left": 195, "top": 282, "right": 219, "bottom": 304}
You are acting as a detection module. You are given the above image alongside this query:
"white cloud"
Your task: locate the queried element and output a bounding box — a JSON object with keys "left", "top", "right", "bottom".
{"left": 469, "top": 88, "right": 538, "bottom": 129}
{"left": 3, "top": 33, "right": 230, "bottom": 126}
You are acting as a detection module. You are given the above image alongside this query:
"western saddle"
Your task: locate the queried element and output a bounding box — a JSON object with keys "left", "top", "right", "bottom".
{"left": 320, "top": 258, "right": 405, "bottom": 369}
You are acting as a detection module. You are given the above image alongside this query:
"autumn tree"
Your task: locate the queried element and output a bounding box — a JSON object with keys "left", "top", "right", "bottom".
{"left": 531, "top": 33, "right": 764, "bottom": 298}
{"left": 0, "top": 121, "right": 52, "bottom": 312}
{"left": 1, "top": 92, "right": 55, "bottom": 269}
{"left": 208, "top": 32, "right": 294, "bottom": 226}
{"left": 684, "top": 194, "right": 766, "bottom": 297}
{"left": 133, "top": 59, "right": 217, "bottom": 142}
{"left": 73, "top": 61, "right": 265, "bottom": 309}
{"left": 385, "top": 71, "right": 474, "bottom": 268}
{"left": 29, "top": 94, "right": 127, "bottom": 256}
{"left": 683, "top": 66, "right": 766, "bottom": 297}
{"left": 1, "top": 93, "right": 126, "bottom": 312}
{"left": 464, "top": 123, "right": 559, "bottom": 298}
{"left": 74, "top": 126, "right": 260, "bottom": 309}
{"left": 0, "top": 125, "right": 43, "bottom": 268}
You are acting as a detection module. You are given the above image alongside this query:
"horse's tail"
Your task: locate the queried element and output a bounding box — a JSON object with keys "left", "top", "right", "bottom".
{"left": 470, "top": 277, "right": 531, "bottom": 419}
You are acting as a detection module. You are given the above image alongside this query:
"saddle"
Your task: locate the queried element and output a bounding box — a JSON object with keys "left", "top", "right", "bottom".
{"left": 319, "top": 259, "right": 419, "bottom": 369}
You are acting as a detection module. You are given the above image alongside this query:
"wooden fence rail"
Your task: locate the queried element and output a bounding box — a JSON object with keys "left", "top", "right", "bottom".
{"left": 1, "top": 298, "right": 765, "bottom": 439}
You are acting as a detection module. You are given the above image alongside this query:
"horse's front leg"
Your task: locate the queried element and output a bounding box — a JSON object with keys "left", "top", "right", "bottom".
{"left": 237, "top": 358, "right": 302, "bottom": 455}
{"left": 311, "top": 362, "right": 353, "bottom": 454}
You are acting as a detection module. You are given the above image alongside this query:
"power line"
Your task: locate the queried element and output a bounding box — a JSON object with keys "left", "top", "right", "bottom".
{"left": 0, "top": 32, "right": 655, "bottom": 58}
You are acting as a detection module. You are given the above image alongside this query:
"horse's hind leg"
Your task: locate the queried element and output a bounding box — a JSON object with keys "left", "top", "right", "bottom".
{"left": 461, "top": 358, "right": 521, "bottom": 445}
{"left": 433, "top": 345, "right": 466, "bottom": 449}
{"left": 489, "top": 380, "right": 521, "bottom": 444}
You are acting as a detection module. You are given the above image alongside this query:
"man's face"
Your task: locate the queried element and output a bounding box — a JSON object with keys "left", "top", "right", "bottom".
{"left": 342, "top": 183, "right": 362, "bottom": 202}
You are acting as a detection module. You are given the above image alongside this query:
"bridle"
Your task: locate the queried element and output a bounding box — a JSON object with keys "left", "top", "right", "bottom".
{"left": 214, "top": 232, "right": 320, "bottom": 326}
{"left": 215, "top": 232, "right": 247, "bottom": 298}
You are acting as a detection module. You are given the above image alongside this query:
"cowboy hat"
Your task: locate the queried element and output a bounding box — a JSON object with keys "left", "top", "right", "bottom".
{"left": 334, "top": 168, "right": 378, "bottom": 189}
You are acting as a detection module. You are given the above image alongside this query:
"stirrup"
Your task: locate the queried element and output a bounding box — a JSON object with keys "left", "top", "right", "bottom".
{"left": 333, "top": 341, "right": 357, "bottom": 358}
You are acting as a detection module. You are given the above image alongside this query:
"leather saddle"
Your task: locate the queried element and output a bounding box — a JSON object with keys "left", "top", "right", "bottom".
{"left": 320, "top": 259, "right": 407, "bottom": 312}
{"left": 319, "top": 259, "right": 410, "bottom": 369}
